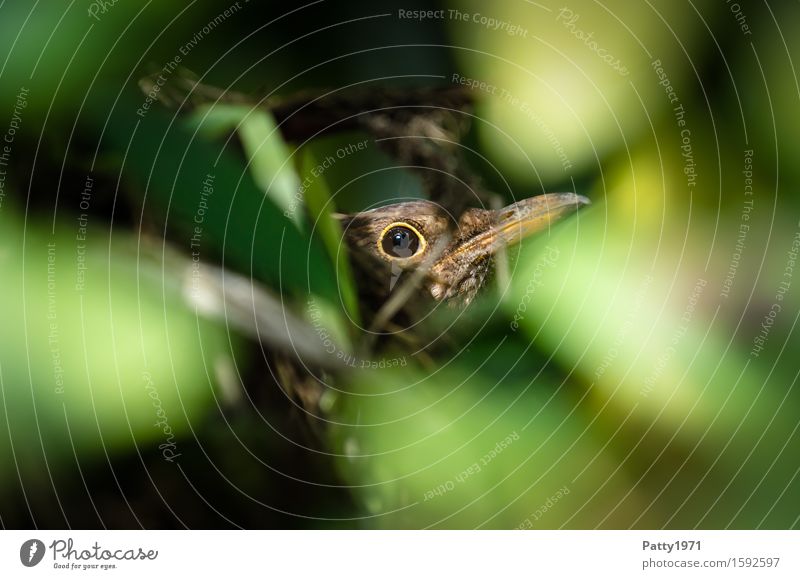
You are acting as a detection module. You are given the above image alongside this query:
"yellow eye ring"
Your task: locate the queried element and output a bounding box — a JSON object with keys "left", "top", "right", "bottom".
{"left": 377, "top": 221, "right": 427, "bottom": 259}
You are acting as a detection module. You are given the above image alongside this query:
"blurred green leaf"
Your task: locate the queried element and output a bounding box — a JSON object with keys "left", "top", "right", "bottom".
{"left": 504, "top": 204, "right": 800, "bottom": 527}
{"left": 300, "top": 149, "right": 360, "bottom": 326}
{"left": 448, "top": 0, "right": 717, "bottom": 184}
{"left": 0, "top": 209, "right": 238, "bottom": 476}
{"left": 189, "top": 103, "right": 302, "bottom": 227}
{"left": 106, "top": 105, "right": 337, "bottom": 303}
{"left": 329, "top": 361, "right": 648, "bottom": 529}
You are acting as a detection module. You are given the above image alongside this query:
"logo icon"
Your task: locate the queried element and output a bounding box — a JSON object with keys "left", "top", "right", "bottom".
{"left": 20, "top": 539, "right": 46, "bottom": 567}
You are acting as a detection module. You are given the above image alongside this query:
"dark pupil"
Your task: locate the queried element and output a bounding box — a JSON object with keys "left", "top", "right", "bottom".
{"left": 382, "top": 226, "right": 419, "bottom": 257}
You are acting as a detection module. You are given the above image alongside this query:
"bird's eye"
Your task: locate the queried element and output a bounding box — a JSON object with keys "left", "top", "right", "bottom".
{"left": 379, "top": 223, "right": 424, "bottom": 258}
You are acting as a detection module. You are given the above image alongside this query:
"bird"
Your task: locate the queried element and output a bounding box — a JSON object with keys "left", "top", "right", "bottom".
{"left": 271, "top": 192, "right": 589, "bottom": 415}
{"left": 340, "top": 192, "right": 590, "bottom": 318}
{"left": 141, "top": 72, "right": 590, "bottom": 411}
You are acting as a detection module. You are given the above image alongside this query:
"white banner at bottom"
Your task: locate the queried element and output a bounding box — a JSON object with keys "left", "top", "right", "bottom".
{"left": 1, "top": 530, "right": 797, "bottom": 578}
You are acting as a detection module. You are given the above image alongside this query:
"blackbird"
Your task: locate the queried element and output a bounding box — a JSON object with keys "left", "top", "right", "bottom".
{"left": 143, "top": 73, "right": 590, "bottom": 413}
{"left": 341, "top": 193, "right": 589, "bottom": 310}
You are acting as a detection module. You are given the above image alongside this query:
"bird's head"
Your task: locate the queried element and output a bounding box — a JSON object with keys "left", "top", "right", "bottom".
{"left": 340, "top": 192, "right": 589, "bottom": 306}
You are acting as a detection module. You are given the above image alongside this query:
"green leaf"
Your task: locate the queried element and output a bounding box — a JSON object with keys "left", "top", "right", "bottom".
{"left": 109, "top": 105, "right": 337, "bottom": 302}
{"left": 300, "top": 149, "right": 361, "bottom": 326}
{"left": 189, "top": 103, "right": 303, "bottom": 227}
{"left": 0, "top": 211, "right": 239, "bottom": 473}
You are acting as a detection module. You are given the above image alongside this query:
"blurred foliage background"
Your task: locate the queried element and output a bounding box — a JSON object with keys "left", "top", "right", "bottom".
{"left": 0, "top": 0, "right": 798, "bottom": 529}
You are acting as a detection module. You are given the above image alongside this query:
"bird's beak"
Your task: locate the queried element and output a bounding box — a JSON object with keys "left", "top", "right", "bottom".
{"left": 451, "top": 192, "right": 590, "bottom": 259}
{"left": 492, "top": 192, "right": 590, "bottom": 247}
